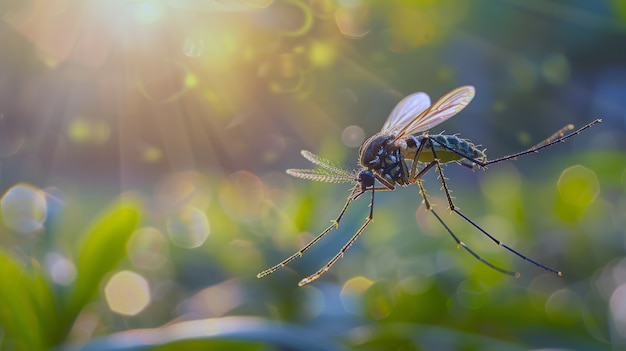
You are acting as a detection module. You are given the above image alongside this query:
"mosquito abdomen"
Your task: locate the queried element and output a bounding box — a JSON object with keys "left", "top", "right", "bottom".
{"left": 405, "top": 135, "right": 486, "bottom": 164}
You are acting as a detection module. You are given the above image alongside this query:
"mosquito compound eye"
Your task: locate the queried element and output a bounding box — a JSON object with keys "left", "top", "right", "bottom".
{"left": 357, "top": 170, "right": 375, "bottom": 189}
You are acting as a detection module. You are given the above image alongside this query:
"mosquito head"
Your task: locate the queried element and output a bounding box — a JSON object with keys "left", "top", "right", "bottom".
{"left": 357, "top": 170, "right": 375, "bottom": 192}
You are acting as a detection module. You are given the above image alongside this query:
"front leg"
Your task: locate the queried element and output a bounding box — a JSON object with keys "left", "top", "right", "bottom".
{"left": 407, "top": 135, "right": 428, "bottom": 182}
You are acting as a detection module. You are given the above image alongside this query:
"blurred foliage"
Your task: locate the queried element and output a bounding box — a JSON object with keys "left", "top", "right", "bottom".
{"left": 0, "top": 0, "right": 625, "bottom": 351}
{"left": 0, "top": 200, "right": 139, "bottom": 350}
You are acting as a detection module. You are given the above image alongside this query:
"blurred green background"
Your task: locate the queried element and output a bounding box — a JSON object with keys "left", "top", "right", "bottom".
{"left": 0, "top": 0, "right": 624, "bottom": 350}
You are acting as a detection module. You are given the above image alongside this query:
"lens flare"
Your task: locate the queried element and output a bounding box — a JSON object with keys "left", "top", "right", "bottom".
{"left": 104, "top": 271, "right": 151, "bottom": 316}
{"left": 127, "top": 227, "right": 169, "bottom": 269}
{"left": 166, "top": 206, "right": 210, "bottom": 249}
{"left": 1, "top": 183, "right": 47, "bottom": 233}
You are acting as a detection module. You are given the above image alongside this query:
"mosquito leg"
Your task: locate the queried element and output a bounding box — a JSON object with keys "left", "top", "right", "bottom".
{"left": 424, "top": 140, "right": 455, "bottom": 211}
{"left": 416, "top": 178, "right": 519, "bottom": 276}
{"left": 409, "top": 139, "right": 456, "bottom": 211}
{"left": 430, "top": 141, "right": 562, "bottom": 276}
{"left": 298, "top": 187, "right": 376, "bottom": 286}
{"left": 459, "top": 161, "right": 477, "bottom": 170}
{"left": 486, "top": 125, "right": 575, "bottom": 163}
{"left": 416, "top": 178, "right": 432, "bottom": 210}
{"left": 411, "top": 161, "right": 437, "bottom": 183}
{"left": 452, "top": 209, "right": 562, "bottom": 276}
{"left": 257, "top": 186, "right": 362, "bottom": 279}
{"left": 419, "top": 141, "right": 554, "bottom": 276}
{"left": 409, "top": 136, "right": 428, "bottom": 180}
{"left": 432, "top": 209, "right": 520, "bottom": 276}
{"left": 426, "top": 119, "right": 601, "bottom": 168}
{"left": 419, "top": 134, "right": 568, "bottom": 276}
{"left": 482, "top": 119, "right": 601, "bottom": 166}
{"left": 530, "top": 124, "right": 573, "bottom": 149}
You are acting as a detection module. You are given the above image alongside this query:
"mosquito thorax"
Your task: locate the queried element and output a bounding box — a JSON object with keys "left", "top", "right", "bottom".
{"left": 406, "top": 134, "right": 486, "bottom": 164}
{"left": 359, "top": 133, "right": 409, "bottom": 185}
{"left": 359, "top": 134, "right": 392, "bottom": 165}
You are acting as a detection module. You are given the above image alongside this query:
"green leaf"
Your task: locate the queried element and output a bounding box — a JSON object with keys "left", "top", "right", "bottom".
{"left": 0, "top": 252, "right": 55, "bottom": 351}
{"left": 29, "top": 264, "right": 61, "bottom": 346}
{"left": 64, "top": 199, "right": 141, "bottom": 332}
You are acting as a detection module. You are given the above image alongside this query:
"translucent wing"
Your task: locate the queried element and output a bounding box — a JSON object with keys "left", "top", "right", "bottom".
{"left": 393, "top": 86, "right": 475, "bottom": 140}
{"left": 380, "top": 92, "right": 431, "bottom": 134}
{"left": 286, "top": 150, "right": 354, "bottom": 183}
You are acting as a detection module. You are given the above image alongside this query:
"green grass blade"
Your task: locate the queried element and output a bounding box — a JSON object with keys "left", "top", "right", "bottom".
{"left": 63, "top": 200, "right": 141, "bottom": 335}
{"left": 0, "top": 252, "right": 52, "bottom": 351}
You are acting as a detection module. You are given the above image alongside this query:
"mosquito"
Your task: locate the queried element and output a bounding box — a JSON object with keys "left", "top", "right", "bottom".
{"left": 257, "top": 85, "right": 601, "bottom": 286}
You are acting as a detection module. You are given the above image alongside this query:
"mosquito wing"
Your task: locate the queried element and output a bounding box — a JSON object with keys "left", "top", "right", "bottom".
{"left": 391, "top": 86, "right": 475, "bottom": 141}
{"left": 286, "top": 150, "right": 355, "bottom": 184}
{"left": 380, "top": 92, "right": 431, "bottom": 134}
